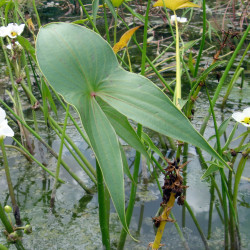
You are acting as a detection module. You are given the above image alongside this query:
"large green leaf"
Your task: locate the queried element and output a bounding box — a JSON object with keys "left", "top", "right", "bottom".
{"left": 36, "top": 23, "right": 226, "bottom": 234}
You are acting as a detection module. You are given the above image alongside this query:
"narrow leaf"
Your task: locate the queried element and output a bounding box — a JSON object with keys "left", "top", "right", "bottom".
{"left": 17, "top": 36, "right": 36, "bottom": 62}
{"left": 92, "top": 0, "right": 99, "bottom": 25}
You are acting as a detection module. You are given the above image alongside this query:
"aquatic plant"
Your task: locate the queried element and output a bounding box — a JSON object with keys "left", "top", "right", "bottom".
{"left": 0, "top": 0, "right": 249, "bottom": 249}
{"left": 35, "top": 21, "right": 225, "bottom": 242}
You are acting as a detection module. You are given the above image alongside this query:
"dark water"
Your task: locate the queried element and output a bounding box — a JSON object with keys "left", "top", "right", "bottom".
{"left": 0, "top": 1, "right": 249, "bottom": 249}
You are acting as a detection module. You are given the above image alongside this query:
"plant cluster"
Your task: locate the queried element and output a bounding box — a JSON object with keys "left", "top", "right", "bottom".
{"left": 0, "top": 0, "right": 249, "bottom": 249}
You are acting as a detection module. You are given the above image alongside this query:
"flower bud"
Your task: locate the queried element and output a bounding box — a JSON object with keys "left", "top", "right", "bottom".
{"left": 24, "top": 224, "right": 32, "bottom": 234}
{"left": 4, "top": 205, "right": 12, "bottom": 213}
{"left": 7, "top": 232, "right": 18, "bottom": 242}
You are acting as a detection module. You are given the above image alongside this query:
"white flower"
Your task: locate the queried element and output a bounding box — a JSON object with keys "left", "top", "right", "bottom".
{"left": 170, "top": 15, "right": 187, "bottom": 24}
{"left": 232, "top": 107, "right": 250, "bottom": 127}
{"left": 6, "top": 41, "right": 22, "bottom": 50}
{"left": 1, "top": 23, "right": 25, "bottom": 39}
{"left": 0, "top": 107, "right": 14, "bottom": 139}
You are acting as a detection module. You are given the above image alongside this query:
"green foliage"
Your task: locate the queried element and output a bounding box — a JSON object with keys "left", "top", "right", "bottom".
{"left": 36, "top": 22, "right": 226, "bottom": 233}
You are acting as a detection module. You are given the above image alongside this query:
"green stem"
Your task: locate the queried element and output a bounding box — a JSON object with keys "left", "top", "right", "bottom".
{"left": 118, "top": 124, "right": 142, "bottom": 249}
{"left": 207, "top": 179, "right": 215, "bottom": 239}
{"left": 194, "top": 0, "right": 206, "bottom": 77}
{"left": 184, "top": 200, "right": 209, "bottom": 250}
{"left": 52, "top": 88, "right": 91, "bottom": 145}
{"left": 228, "top": 155, "right": 236, "bottom": 247}
{"left": 19, "top": 81, "right": 96, "bottom": 181}
{"left": 32, "top": 0, "right": 41, "bottom": 28}
{"left": 118, "top": 1, "right": 151, "bottom": 246}
{"left": 117, "top": 15, "right": 174, "bottom": 95}
{"left": 50, "top": 104, "right": 70, "bottom": 207}
{"left": 0, "top": 138, "right": 21, "bottom": 225}
{"left": 102, "top": 0, "right": 110, "bottom": 43}
{"left": 0, "top": 100, "right": 91, "bottom": 193}
{"left": 141, "top": 0, "right": 151, "bottom": 75}
{"left": 219, "top": 169, "right": 229, "bottom": 250}
{"left": 113, "top": 7, "right": 118, "bottom": 45}
{"left": 181, "top": 56, "right": 192, "bottom": 88}
{"left": 49, "top": 117, "right": 97, "bottom": 182}
{"left": 49, "top": 122, "right": 92, "bottom": 183}
{"left": 200, "top": 24, "right": 250, "bottom": 135}
{"left": 21, "top": 50, "right": 38, "bottom": 132}
{"left": 78, "top": 0, "right": 100, "bottom": 34}
{"left": 182, "top": 143, "right": 188, "bottom": 228}
{"left": 126, "top": 47, "right": 132, "bottom": 72}
{"left": 12, "top": 137, "right": 64, "bottom": 183}
{"left": 1, "top": 37, "right": 33, "bottom": 154}
{"left": 96, "top": 160, "right": 110, "bottom": 249}
{"left": 221, "top": 42, "right": 250, "bottom": 108}
{"left": 205, "top": 84, "right": 221, "bottom": 155}
{"left": 170, "top": 212, "right": 190, "bottom": 250}
{"left": 5, "top": 145, "right": 32, "bottom": 162}
{"left": 233, "top": 152, "right": 249, "bottom": 210}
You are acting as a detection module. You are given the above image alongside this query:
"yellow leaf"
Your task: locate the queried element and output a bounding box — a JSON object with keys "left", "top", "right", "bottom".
{"left": 111, "top": 0, "right": 125, "bottom": 7}
{"left": 27, "top": 18, "right": 35, "bottom": 31}
{"left": 113, "top": 26, "right": 141, "bottom": 54}
{"left": 153, "top": 0, "right": 200, "bottom": 11}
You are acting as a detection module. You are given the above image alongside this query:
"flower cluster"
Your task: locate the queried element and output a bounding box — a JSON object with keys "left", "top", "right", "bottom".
{"left": 0, "top": 107, "right": 14, "bottom": 139}
{"left": 0, "top": 23, "right": 25, "bottom": 38}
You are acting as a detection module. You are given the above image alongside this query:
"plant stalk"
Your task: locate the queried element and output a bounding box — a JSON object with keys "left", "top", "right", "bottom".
{"left": 151, "top": 192, "right": 176, "bottom": 249}
{"left": 0, "top": 138, "right": 21, "bottom": 225}
{"left": 173, "top": 11, "right": 181, "bottom": 109}
{"left": 50, "top": 104, "right": 70, "bottom": 207}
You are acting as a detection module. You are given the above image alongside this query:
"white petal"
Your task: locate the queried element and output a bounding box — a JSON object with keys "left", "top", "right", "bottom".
{"left": 170, "top": 15, "right": 177, "bottom": 21}
{"left": 6, "top": 44, "right": 12, "bottom": 50}
{"left": 238, "top": 121, "right": 250, "bottom": 127}
{"left": 0, "top": 107, "right": 6, "bottom": 122}
{"left": 17, "top": 24, "right": 25, "bottom": 35}
{"left": 0, "top": 26, "right": 7, "bottom": 37}
{"left": 242, "top": 107, "right": 250, "bottom": 116}
{"left": 0, "top": 120, "right": 14, "bottom": 137}
{"left": 6, "top": 41, "right": 21, "bottom": 50}
{"left": 180, "top": 17, "right": 187, "bottom": 23}
{"left": 232, "top": 112, "right": 245, "bottom": 122}
{"left": 6, "top": 23, "right": 15, "bottom": 30}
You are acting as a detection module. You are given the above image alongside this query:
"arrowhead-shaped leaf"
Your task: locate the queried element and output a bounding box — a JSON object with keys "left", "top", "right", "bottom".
{"left": 36, "top": 23, "right": 226, "bottom": 234}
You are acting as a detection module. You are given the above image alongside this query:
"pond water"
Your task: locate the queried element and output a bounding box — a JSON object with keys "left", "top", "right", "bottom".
{"left": 0, "top": 1, "right": 249, "bottom": 249}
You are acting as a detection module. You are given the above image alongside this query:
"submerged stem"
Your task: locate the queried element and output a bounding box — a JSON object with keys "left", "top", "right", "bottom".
{"left": 96, "top": 160, "right": 110, "bottom": 249}
{"left": 0, "top": 138, "right": 21, "bottom": 225}
{"left": 50, "top": 104, "right": 70, "bottom": 208}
